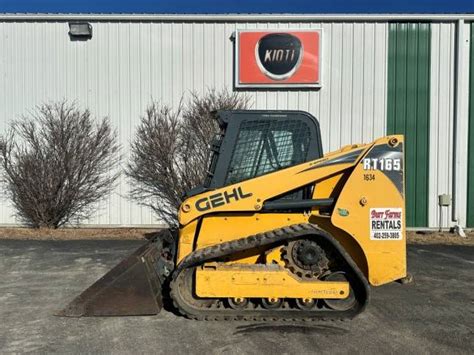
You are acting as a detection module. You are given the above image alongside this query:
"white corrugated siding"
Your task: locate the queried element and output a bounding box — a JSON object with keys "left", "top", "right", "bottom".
{"left": 429, "top": 22, "right": 456, "bottom": 228}
{"left": 0, "top": 20, "right": 388, "bottom": 226}
{"left": 429, "top": 22, "right": 471, "bottom": 228}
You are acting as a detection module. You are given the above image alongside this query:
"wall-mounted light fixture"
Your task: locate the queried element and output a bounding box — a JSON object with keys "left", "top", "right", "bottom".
{"left": 68, "top": 22, "right": 93, "bottom": 40}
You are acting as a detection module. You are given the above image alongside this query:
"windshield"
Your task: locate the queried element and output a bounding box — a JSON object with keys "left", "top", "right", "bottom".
{"left": 224, "top": 119, "right": 311, "bottom": 185}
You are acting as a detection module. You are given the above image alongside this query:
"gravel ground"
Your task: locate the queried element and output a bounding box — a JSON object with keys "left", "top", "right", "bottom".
{"left": 0, "top": 240, "right": 473, "bottom": 354}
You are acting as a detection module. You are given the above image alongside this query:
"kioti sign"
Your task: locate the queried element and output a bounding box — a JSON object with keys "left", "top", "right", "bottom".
{"left": 235, "top": 30, "right": 321, "bottom": 88}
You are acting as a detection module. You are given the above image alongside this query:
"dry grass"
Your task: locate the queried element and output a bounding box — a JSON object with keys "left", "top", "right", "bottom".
{"left": 407, "top": 230, "right": 474, "bottom": 246}
{"left": 0, "top": 227, "right": 160, "bottom": 240}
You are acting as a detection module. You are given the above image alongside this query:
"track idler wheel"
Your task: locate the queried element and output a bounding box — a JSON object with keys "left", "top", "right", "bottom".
{"left": 323, "top": 272, "right": 357, "bottom": 311}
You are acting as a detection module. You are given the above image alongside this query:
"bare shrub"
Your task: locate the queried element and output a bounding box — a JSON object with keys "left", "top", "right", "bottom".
{"left": 127, "top": 89, "right": 250, "bottom": 225}
{"left": 0, "top": 101, "right": 119, "bottom": 228}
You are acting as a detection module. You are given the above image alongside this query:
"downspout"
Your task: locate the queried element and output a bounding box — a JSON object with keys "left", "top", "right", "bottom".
{"left": 452, "top": 19, "right": 461, "bottom": 225}
{"left": 451, "top": 18, "right": 469, "bottom": 236}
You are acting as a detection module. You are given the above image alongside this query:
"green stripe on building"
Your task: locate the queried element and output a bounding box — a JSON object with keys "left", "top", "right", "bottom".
{"left": 387, "top": 23, "right": 431, "bottom": 227}
{"left": 467, "top": 23, "right": 474, "bottom": 227}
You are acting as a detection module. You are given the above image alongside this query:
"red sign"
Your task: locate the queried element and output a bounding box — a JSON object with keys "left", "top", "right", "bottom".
{"left": 235, "top": 30, "right": 321, "bottom": 88}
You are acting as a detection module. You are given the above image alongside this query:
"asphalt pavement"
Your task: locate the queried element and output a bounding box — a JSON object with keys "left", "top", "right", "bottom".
{"left": 0, "top": 240, "right": 472, "bottom": 354}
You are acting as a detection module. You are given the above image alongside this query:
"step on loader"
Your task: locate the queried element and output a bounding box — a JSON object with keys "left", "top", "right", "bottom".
{"left": 58, "top": 110, "right": 407, "bottom": 321}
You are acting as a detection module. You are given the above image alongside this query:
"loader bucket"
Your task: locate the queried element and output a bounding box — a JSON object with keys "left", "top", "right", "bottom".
{"left": 57, "top": 239, "right": 169, "bottom": 317}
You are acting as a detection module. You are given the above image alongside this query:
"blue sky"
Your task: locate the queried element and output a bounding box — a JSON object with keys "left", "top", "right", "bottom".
{"left": 0, "top": 0, "right": 473, "bottom": 14}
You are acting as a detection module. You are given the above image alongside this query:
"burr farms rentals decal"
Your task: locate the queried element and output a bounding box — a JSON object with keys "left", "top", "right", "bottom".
{"left": 235, "top": 30, "right": 321, "bottom": 88}
{"left": 370, "top": 208, "right": 403, "bottom": 240}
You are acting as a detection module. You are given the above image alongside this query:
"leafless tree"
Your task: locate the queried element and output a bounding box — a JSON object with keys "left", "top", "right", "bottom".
{"left": 0, "top": 101, "right": 119, "bottom": 228}
{"left": 127, "top": 89, "right": 250, "bottom": 225}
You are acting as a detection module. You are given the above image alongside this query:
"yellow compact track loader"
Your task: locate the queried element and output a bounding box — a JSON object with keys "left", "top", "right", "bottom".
{"left": 59, "top": 110, "right": 407, "bottom": 321}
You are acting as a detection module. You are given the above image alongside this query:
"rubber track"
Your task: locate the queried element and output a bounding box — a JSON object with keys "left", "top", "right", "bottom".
{"left": 170, "top": 223, "right": 370, "bottom": 321}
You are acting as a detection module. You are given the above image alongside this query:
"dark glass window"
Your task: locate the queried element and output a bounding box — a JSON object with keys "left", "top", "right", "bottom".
{"left": 224, "top": 119, "right": 311, "bottom": 185}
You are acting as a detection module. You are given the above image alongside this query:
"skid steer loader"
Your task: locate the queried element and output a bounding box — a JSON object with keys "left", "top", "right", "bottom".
{"left": 59, "top": 110, "right": 406, "bottom": 321}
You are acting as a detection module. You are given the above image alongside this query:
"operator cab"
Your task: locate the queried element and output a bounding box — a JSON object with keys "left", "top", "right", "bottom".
{"left": 186, "top": 110, "right": 323, "bottom": 198}
{"left": 205, "top": 110, "right": 323, "bottom": 188}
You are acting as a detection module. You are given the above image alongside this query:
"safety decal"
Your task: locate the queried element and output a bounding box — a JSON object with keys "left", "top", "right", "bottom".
{"left": 370, "top": 208, "right": 403, "bottom": 240}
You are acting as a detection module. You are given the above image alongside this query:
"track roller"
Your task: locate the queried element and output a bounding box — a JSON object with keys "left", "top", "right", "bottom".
{"left": 261, "top": 298, "right": 283, "bottom": 309}
{"left": 227, "top": 297, "right": 249, "bottom": 309}
{"left": 295, "top": 298, "right": 316, "bottom": 310}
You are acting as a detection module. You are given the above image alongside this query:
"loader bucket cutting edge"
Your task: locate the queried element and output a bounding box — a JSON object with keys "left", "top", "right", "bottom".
{"left": 57, "top": 241, "right": 164, "bottom": 317}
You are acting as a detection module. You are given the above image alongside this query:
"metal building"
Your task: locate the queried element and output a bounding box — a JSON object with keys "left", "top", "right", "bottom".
{"left": 1, "top": 6, "right": 474, "bottom": 229}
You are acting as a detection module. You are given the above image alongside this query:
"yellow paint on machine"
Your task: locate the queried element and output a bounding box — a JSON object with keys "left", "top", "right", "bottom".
{"left": 195, "top": 264, "right": 349, "bottom": 299}
{"left": 176, "top": 135, "right": 407, "bottom": 296}
{"left": 331, "top": 137, "right": 406, "bottom": 285}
